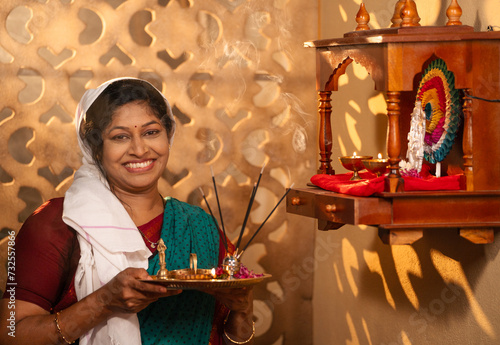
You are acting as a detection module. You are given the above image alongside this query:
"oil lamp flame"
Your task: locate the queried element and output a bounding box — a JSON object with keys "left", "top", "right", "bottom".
{"left": 378, "top": 153, "right": 382, "bottom": 159}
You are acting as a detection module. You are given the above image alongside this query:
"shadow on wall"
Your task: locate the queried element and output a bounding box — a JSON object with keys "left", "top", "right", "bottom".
{"left": 350, "top": 228, "right": 500, "bottom": 344}
{"left": 313, "top": 225, "right": 500, "bottom": 344}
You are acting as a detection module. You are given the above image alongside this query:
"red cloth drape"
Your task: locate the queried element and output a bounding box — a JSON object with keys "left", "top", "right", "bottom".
{"left": 311, "top": 168, "right": 463, "bottom": 196}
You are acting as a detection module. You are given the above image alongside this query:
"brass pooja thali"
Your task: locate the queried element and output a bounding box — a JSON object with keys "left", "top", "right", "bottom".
{"left": 141, "top": 246, "right": 271, "bottom": 289}
{"left": 141, "top": 274, "right": 272, "bottom": 290}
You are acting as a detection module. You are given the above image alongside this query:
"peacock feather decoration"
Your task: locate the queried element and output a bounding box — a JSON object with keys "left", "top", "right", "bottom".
{"left": 417, "top": 58, "right": 461, "bottom": 164}
{"left": 404, "top": 58, "right": 461, "bottom": 174}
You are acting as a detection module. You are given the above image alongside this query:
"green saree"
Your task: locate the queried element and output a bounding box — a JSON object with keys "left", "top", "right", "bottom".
{"left": 138, "top": 197, "right": 220, "bottom": 345}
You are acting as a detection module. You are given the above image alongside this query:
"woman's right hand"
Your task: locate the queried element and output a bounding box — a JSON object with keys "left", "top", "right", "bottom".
{"left": 0, "top": 268, "right": 181, "bottom": 345}
{"left": 99, "top": 267, "right": 181, "bottom": 314}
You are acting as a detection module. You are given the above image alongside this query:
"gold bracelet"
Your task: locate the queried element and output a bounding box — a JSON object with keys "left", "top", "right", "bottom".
{"left": 223, "top": 311, "right": 255, "bottom": 344}
{"left": 54, "top": 311, "right": 75, "bottom": 344}
{"left": 223, "top": 322, "right": 255, "bottom": 344}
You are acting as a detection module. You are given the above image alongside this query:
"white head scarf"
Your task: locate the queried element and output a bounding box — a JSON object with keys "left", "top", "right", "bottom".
{"left": 62, "top": 77, "right": 175, "bottom": 345}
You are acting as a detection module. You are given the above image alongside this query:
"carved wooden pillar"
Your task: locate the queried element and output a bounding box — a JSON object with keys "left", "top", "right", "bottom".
{"left": 386, "top": 91, "right": 403, "bottom": 192}
{"left": 318, "top": 91, "right": 334, "bottom": 175}
{"left": 462, "top": 89, "right": 473, "bottom": 191}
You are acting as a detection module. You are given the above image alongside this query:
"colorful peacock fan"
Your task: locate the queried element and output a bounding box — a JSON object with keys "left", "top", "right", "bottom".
{"left": 416, "top": 58, "right": 461, "bottom": 165}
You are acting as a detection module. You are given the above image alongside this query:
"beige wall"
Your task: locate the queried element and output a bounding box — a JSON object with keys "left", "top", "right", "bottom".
{"left": 313, "top": 1, "right": 500, "bottom": 344}
{"left": 0, "top": 1, "right": 318, "bottom": 343}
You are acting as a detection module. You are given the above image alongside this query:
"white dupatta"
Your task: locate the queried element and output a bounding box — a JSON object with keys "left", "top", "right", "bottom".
{"left": 62, "top": 78, "right": 175, "bottom": 344}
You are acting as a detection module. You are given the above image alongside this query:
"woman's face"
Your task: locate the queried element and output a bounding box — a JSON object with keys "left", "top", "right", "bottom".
{"left": 101, "top": 101, "right": 170, "bottom": 195}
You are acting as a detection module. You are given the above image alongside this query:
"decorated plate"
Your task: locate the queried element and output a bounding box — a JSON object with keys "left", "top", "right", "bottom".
{"left": 140, "top": 274, "right": 272, "bottom": 290}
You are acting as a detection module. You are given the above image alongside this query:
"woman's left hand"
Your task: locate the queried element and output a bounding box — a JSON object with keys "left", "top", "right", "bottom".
{"left": 202, "top": 287, "right": 253, "bottom": 312}
{"left": 203, "top": 288, "right": 255, "bottom": 344}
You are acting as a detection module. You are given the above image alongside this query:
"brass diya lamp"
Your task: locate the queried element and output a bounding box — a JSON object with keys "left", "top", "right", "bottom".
{"left": 169, "top": 253, "right": 215, "bottom": 280}
{"left": 156, "top": 251, "right": 216, "bottom": 281}
{"left": 339, "top": 153, "right": 373, "bottom": 180}
{"left": 362, "top": 154, "right": 389, "bottom": 177}
{"left": 169, "top": 269, "right": 214, "bottom": 280}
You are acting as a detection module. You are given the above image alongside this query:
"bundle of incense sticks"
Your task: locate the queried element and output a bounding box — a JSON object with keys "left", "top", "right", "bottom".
{"left": 199, "top": 165, "right": 293, "bottom": 259}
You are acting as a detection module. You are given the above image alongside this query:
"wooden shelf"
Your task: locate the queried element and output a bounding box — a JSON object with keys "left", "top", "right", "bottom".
{"left": 288, "top": 3, "right": 500, "bottom": 244}
{"left": 287, "top": 187, "right": 500, "bottom": 245}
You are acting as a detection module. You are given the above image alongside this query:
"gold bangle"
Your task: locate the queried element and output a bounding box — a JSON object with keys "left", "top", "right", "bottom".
{"left": 223, "top": 322, "right": 255, "bottom": 344}
{"left": 223, "top": 312, "right": 255, "bottom": 344}
{"left": 54, "top": 311, "right": 75, "bottom": 344}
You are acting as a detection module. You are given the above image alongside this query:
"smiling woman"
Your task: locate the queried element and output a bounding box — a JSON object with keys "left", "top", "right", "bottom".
{"left": 0, "top": 78, "right": 255, "bottom": 345}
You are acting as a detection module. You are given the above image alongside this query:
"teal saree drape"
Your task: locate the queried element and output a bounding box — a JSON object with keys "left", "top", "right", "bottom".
{"left": 138, "top": 197, "right": 219, "bottom": 345}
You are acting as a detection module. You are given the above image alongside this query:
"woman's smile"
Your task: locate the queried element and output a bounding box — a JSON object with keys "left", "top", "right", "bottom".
{"left": 124, "top": 159, "right": 155, "bottom": 171}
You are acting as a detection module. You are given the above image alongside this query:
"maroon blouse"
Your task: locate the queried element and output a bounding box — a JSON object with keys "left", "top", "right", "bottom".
{"left": 3, "top": 198, "right": 162, "bottom": 312}
{"left": 3, "top": 197, "right": 230, "bottom": 344}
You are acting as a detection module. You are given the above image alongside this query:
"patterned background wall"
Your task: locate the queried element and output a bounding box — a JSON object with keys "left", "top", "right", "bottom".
{"left": 0, "top": 0, "right": 318, "bottom": 343}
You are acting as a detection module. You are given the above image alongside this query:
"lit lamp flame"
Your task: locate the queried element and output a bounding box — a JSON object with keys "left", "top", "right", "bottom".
{"left": 211, "top": 268, "right": 216, "bottom": 278}
{"left": 353, "top": 152, "right": 357, "bottom": 157}
{"left": 378, "top": 153, "right": 382, "bottom": 159}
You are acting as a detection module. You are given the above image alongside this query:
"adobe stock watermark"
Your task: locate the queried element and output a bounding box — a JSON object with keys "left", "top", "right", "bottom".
{"left": 253, "top": 232, "right": 340, "bottom": 324}
{"left": 5, "top": 230, "right": 17, "bottom": 338}
{"left": 380, "top": 283, "right": 462, "bottom": 345}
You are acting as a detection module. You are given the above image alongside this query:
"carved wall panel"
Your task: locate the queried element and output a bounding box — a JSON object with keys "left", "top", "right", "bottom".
{"left": 0, "top": 0, "right": 318, "bottom": 343}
